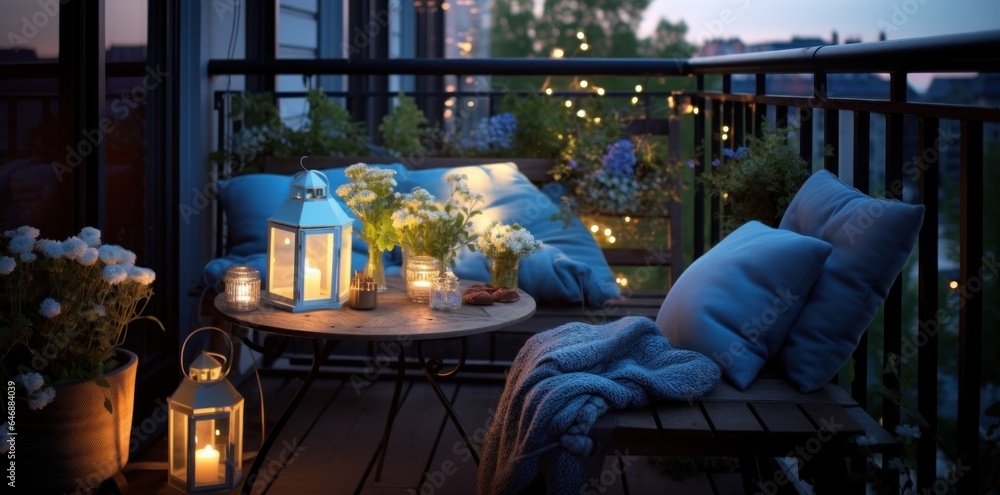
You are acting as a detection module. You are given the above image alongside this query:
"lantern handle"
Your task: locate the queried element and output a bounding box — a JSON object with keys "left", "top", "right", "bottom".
{"left": 180, "top": 326, "right": 236, "bottom": 381}
{"left": 300, "top": 155, "right": 308, "bottom": 171}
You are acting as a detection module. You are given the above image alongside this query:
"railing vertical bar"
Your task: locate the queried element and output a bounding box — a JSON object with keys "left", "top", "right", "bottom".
{"left": 710, "top": 97, "right": 722, "bottom": 245}
{"left": 754, "top": 74, "right": 766, "bottom": 137}
{"left": 733, "top": 102, "right": 745, "bottom": 146}
{"left": 916, "top": 116, "right": 940, "bottom": 493}
{"left": 7, "top": 98, "right": 17, "bottom": 156}
{"left": 775, "top": 105, "right": 789, "bottom": 129}
{"left": 957, "top": 119, "right": 984, "bottom": 495}
{"left": 798, "top": 106, "right": 813, "bottom": 168}
{"left": 693, "top": 75, "right": 707, "bottom": 259}
{"left": 851, "top": 110, "right": 871, "bottom": 409}
{"left": 824, "top": 109, "right": 839, "bottom": 174}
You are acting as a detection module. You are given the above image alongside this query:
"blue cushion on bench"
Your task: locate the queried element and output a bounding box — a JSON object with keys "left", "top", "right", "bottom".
{"left": 656, "top": 221, "right": 832, "bottom": 390}
{"left": 400, "top": 163, "right": 620, "bottom": 307}
{"left": 778, "top": 170, "right": 924, "bottom": 392}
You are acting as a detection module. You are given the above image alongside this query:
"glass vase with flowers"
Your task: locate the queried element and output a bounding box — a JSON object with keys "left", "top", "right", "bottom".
{"left": 335, "top": 163, "right": 401, "bottom": 292}
{"left": 477, "top": 222, "right": 542, "bottom": 290}
{"left": 391, "top": 173, "right": 484, "bottom": 270}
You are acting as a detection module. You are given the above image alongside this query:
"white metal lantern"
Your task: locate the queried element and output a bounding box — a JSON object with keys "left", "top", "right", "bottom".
{"left": 168, "top": 328, "right": 244, "bottom": 493}
{"left": 263, "top": 167, "right": 353, "bottom": 312}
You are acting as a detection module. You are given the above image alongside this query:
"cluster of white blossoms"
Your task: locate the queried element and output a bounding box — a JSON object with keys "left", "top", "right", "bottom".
{"left": 478, "top": 221, "right": 542, "bottom": 262}
{"left": 13, "top": 372, "right": 56, "bottom": 411}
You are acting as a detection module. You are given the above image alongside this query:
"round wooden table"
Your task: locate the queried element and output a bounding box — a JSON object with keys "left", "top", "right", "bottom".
{"left": 214, "top": 277, "right": 535, "bottom": 494}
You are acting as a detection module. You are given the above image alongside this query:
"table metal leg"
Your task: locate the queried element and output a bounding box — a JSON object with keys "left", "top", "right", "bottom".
{"left": 416, "top": 338, "right": 480, "bottom": 465}
{"left": 242, "top": 338, "right": 338, "bottom": 495}
{"left": 374, "top": 348, "right": 407, "bottom": 481}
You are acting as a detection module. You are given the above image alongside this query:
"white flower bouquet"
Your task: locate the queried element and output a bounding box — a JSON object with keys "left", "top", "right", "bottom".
{"left": 391, "top": 173, "right": 484, "bottom": 267}
{"left": 477, "top": 222, "right": 542, "bottom": 289}
{"left": 0, "top": 226, "right": 162, "bottom": 410}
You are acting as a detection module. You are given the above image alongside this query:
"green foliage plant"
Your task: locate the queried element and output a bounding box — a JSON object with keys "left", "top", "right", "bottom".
{"left": 497, "top": 92, "right": 573, "bottom": 159}
{"left": 697, "top": 124, "right": 831, "bottom": 229}
{"left": 378, "top": 92, "right": 432, "bottom": 158}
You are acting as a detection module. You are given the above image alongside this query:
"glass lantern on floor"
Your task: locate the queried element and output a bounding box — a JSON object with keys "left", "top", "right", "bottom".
{"left": 264, "top": 166, "right": 353, "bottom": 312}
{"left": 168, "top": 328, "right": 244, "bottom": 493}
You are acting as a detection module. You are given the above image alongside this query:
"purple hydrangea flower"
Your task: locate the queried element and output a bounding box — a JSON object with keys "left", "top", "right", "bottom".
{"left": 711, "top": 159, "right": 721, "bottom": 167}
{"left": 722, "top": 148, "right": 736, "bottom": 158}
{"left": 735, "top": 146, "right": 750, "bottom": 159}
{"left": 601, "top": 139, "right": 637, "bottom": 176}
{"left": 472, "top": 112, "right": 517, "bottom": 151}
{"left": 686, "top": 159, "right": 696, "bottom": 168}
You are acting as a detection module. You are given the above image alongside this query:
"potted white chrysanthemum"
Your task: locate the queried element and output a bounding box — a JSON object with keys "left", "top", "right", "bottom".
{"left": 0, "top": 225, "right": 162, "bottom": 491}
{"left": 477, "top": 221, "right": 542, "bottom": 290}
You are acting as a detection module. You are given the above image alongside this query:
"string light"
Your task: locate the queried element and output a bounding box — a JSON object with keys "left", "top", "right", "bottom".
{"left": 590, "top": 225, "right": 599, "bottom": 233}
{"left": 631, "top": 96, "right": 639, "bottom": 105}
{"left": 580, "top": 43, "right": 589, "bottom": 51}
{"left": 624, "top": 216, "right": 631, "bottom": 223}
{"left": 693, "top": 107, "right": 700, "bottom": 115}
{"left": 949, "top": 280, "right": 959, "bottom": 290}
{"left": 722, "top": 125, "right": 730, "bottom": 132}
{"left": 576, "top": 109, "right": 587, "bottom": 118}
{"left": 594, "top": 117, "right": 601, "bottom": 123}
{"left": 635, "top": 84, "right": 643, "bottom": 93}
{"left": 565, "top": 100, "right": 573, "bottom": 107}
{"left": 551, "top": 48, "right": 565, "bottom": 58}
{"left": 596, "top": 87, "right": 605, "bottom": 96}
{"left": 608, "top": 236, "right": 617, "bottom": 244}
{"left": 576, "top": 32, "right": 585, "bottom": 40}
{"left": 604, "top": 228, "right": 612, "bottom": 237}
{"left": 544, "top": 88, "right": 553, "bottom": 95}
{"left": 579, "top": 80, "right": 588, "bottom": 88}
{"left": 722, "top": 133, "right": 729, "bottom": 140}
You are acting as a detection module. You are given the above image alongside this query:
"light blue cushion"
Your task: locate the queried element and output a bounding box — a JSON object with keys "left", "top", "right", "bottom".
{"left": 401, "top": 163, "right": 621, "bottom": 307}
{"left": 655, "top": 221, "right": 832, "bottom": 390}
{"left": 778, "top": 170, "right": 924, "bottom": 392}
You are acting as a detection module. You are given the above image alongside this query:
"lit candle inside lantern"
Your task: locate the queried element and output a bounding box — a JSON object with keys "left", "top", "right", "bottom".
{"left": 305, "top": 265, "right": 321, "bottom": 299}
{"left": 195, "top": 444, "right": 220, "bottom": 485}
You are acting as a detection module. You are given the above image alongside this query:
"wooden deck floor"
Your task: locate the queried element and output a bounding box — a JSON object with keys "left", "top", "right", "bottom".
{"left": 123, "top": 363, "right": 745, "bottom": 495}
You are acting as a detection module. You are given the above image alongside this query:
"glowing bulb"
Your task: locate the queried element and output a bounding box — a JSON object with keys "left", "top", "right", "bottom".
{"left": 722, "top": 133, "right": 729, "bottom": 140}
{"left": 466, "top": 100, "right": 475, "bottom": 108}
{"left": 635, "top": 84, "right": 643, "bottom": 93}
{"left": 215, "top": 429, "right": 221, "bottom": 436}
{"left": 949, "top": 280, "right": 959, "bottom": 290}
{"left": 565, "top": 100, "right": 573, "bottom": 108}
{"left": 693, "top": 107, "right": 700, "bottom": 115}
{"left": 580, "top": 80, "right": 588, "bottom": 88}
{"left": 668, "top": 96, "right": 675, "bottom": 108}
{"left": 580, "top": 43, "right": 589, "bottom": 51}
{"left": 603, "top": 228, "right": 612, "bottom": 236}
{"left": 596, "top": 88, "right": 605, "bottom": 96}
{"left": 444, "top": 109, "right": 453, "bottom": 118}
{"left": 551, "top": 48, "right": 565, "bottom": 58}
{"left": 620, "top": 278, "right": 627, "bottom": 287}
{"left": 722, "top": 125, "right": 730, "bottom": 132}
{"left": 445, "top": 99, "right": 454, "bottom": 107}
{"left": 624, "top": 216, "right": 631, "bottom": 223}
{"left": 576, "top": 32, "right": 585, "bottom": 40}
{"left": 631, "top": 96, "right": 638, "bottom": 104}
{"left": 545, "top": 88, "right": 553, "bottom": 95}
{"left": 722, "top": 192, "right": 730, "bottom": 199}
{"left": 608, "top": 236, "right": 616, "bottom": 244}
{"left": 577, "top": 109, "right": 587, "bottom": 118}
{"left": 590, "top": 225, "right": 599, "bottom": 233}
{"left": 284, "top": 237, "right": 291, "bottom": 245}
{"left": 594, "top": 117, "right": 602, "bottom": 124}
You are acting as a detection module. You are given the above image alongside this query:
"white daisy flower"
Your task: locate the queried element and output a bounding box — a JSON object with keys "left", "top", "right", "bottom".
{"left": 39, "top": 298, "right": 62, "bottom": 318}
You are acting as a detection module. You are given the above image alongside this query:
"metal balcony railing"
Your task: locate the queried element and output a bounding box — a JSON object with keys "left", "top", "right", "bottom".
{"left": 208, "top": 29, "right": 1000, "bottom": 493}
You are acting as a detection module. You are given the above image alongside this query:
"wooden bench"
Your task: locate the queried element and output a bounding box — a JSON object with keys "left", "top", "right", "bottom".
{"left": 592, "top": 377, "right": 899, "bottom": 494}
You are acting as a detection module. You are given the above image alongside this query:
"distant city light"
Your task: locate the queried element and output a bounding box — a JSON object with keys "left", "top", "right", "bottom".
{"left": 446, "top": 84, "right": 456, "bottom": 92}
{"left": 441, "top": 2, "right": 450, "bottom": 10}
{"left": 552, "top": 48, "right": 565, "bottom": 58}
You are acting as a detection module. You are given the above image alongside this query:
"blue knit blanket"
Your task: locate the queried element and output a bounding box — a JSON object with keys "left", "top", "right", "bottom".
{"left": 476, "top": 316, "right": 721, "bottom": 495}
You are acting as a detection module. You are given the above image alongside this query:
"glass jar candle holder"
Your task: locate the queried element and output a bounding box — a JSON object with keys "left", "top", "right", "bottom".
{"left": 431, "top": 271, "right": 462, "bottom": 310}
{"left": 406, "top": 256, "right": 441, "bottom": 303}
{"left": 222, "top": 265, "right": 260, "bottom": 312}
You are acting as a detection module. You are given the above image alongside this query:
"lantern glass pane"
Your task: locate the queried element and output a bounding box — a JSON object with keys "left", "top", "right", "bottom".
{"left": 339, "top": 227, "right": 352, "bottom": 301}
{"left": 168, "top": 407, "right": 188, "bottom": 482}
{"left": 303, "top": 232, "right": 333, "bottom": 301}
{"left": 193, "top": 416, "right": 230, "bottom": 487}
{"left": 268, "top": 224, "right": 296, "bottom": 299}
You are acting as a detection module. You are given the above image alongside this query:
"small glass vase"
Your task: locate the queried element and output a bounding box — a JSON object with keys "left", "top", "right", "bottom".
{"left": 366, "top": 245, "right": 388, "bottom": 293}
{"left": 489, "top": 257, "right": 519, "bottom": 289}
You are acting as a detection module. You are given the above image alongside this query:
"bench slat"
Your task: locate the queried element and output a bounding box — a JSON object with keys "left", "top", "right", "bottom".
{"left": 701, "top": 401, "right": 763, "bottom": 436}
{"left": 704, "top": 379, "right": 840, "bottom": 405}
{"left": 751, "top": 402, "right": 815, "bottom": 434}
{"left": 798, "top": 403, "right": 866, "bottom": 437}
{"left": 652, "top": 401, "right": 714, "bottom": 437}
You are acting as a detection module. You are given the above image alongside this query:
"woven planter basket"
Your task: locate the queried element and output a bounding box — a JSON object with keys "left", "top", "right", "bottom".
{"left": 15, "top": 348, "right": 137, "bottom": 492}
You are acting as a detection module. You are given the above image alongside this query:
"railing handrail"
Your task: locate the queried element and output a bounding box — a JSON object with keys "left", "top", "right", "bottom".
{"left": 206, "top": 29, "right": 1000, "bottom": 77}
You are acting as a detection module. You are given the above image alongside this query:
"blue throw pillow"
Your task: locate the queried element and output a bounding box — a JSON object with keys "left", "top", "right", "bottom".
{"left": 655, "top": 221, "right": 832, "bottom": 390}
{"left": 401, "top": 163, "right": 621, "bottom": 307}
{"left": 778, "top": 170, "right": 924, "bottom": 392}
